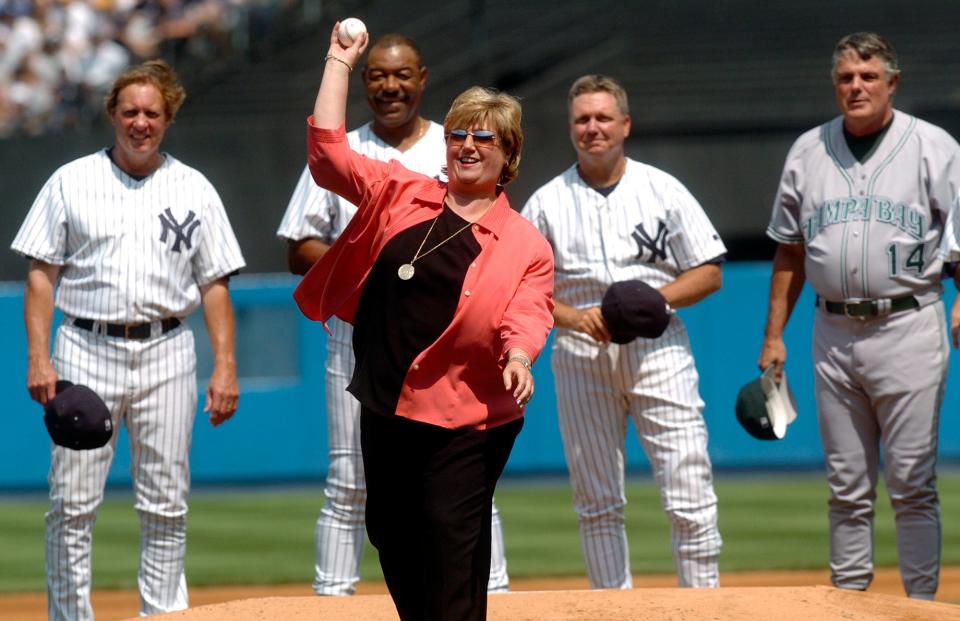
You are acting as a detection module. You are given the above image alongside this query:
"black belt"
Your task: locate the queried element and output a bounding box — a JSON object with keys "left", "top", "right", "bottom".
{"left": 819, "top": 295, "right": 919, "bottom": 318}
{"left": 72, "top": 317, "right": 181, "bottom": 339}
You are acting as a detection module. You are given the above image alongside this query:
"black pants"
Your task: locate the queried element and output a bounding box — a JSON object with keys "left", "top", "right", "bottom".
{"left": 360, "top": 409, "right": 522, "bottom": 621}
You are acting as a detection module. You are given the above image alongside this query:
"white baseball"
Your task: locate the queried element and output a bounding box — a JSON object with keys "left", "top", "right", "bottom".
{"left": 337, "top": 17, "right": 366, "bottom": 46}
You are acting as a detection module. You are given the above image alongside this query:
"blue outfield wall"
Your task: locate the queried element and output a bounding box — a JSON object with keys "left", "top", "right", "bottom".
{"left": 1, "top": 263, "right": 958, "bottom": 489}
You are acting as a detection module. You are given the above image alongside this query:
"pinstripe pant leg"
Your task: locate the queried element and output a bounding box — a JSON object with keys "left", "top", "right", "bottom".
{"left": 625, "top": 327, "right": 721, "bottom": 588}
{"left": 487, "top": 500, "right": 509, "bottom": 592}
{"left": 315, "top": 334, "right": 367, "bottom": 596}
{"left": 46, "top": 325, "right": 127, "bottom": 621}
{"left": 126, "top": 328, "right": 195, "bottom": 615}
{"left": 553, "top": 334, "right": 632, "bottom": 589}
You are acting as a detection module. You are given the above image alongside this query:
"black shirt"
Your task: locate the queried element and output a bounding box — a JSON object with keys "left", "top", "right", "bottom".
{"left": 349, "top": 205, "right": 482, "bottom": 416}
{"left": 843, "top": 115, "right": 894, "bottom": 162}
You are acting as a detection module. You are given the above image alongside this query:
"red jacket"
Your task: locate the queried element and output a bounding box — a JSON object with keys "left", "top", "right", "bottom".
{"left": 294, "top": 119, "right": 554, "bottom": 430}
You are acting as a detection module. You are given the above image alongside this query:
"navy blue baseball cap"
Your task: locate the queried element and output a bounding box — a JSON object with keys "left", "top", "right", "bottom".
{"left": 600, "top": 280, "right": 671, "bottom": 344}
{"left": 43, "top": 381, "right": 113, "bottom": 450}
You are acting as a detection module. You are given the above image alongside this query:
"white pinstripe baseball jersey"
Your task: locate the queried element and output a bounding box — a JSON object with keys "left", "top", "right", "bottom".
{"left": 522, "top": 159, "right": 726, "bottom": 589}
{"left": 767, "top": 110, "right": 960, "bottom": 302}
{"left": 278, "top": 121, "right": 447, "bottom": 241}
{"left": 522, "top": 159, "right": 727, "bottom": 305}
{"left": 11, "top": 149, "right": 244, "bottom": 620}
{"left": 11, "top": 149, "right": 245, "bottom": 319}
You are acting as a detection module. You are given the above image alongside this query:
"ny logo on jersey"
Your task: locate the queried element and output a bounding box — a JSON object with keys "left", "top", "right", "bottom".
{"left": 632, "top": 220, "right": 668, "bottom": 263}
{"left": 158, "top": 208, "right": 200, "bottom": 252}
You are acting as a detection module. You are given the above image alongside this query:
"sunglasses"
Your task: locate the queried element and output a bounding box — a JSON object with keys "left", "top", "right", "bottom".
{"left": 446, "top": 128, "right": 499, "bottom": 148}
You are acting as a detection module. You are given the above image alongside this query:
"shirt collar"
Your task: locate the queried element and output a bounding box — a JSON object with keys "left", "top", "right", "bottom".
{"left": 412, "top": 182, "right": 513, "bottom": 238}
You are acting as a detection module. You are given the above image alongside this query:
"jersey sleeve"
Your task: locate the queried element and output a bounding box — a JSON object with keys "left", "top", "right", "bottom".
{"left": 941, "top": 195, "right": 960, "bottom": 263}
{"left": 665, "top": 180, "right": 727, "bottom": 270}
{"left": 767, "top": 138, "right": 807, "bottom": 245}
{"left": 10, "top": 169, "right": 68, "bottom": 265}
{"left": 520, "top": 188, "right": 551, "bottom": 242}
{"left": 276, "top": 164, "right": 339, "bottom": 243}
{"left": 192, "top": 179, "right": 246, "bottom": 285}
{"left": 923, "top": 125, "right": 960, "bottom": 223}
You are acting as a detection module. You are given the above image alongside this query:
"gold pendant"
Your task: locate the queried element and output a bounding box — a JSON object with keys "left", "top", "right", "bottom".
{"left": 398, "top": 263, "right": 415, "bottom": 280}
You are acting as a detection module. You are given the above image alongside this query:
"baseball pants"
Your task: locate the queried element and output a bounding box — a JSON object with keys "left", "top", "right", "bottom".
{"left": 552, "top": 324, "right": 722, "bottom": 589}
{"left": 813, "top": 302, "right": 948, "bottom": 599}
{"left": 360, "top": 410, "right": 521, "bottom": 621}
{"left": 315, "top": 327, "right": 509, "bottom": 595}
{"left": 46, "top": 322, "right": 196, "bottom": 621}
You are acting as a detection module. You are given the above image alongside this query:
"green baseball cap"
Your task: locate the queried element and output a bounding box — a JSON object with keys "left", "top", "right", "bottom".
{"left": 735, "top": 367, "right": 798, "bottom": 440}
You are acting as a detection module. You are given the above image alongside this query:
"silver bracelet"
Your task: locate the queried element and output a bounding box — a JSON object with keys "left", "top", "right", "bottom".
{"left": 324, "top": 54, "right": 353, "bottom": 73}
{"left": 508, "top": 356, "right": 531, "bottom": 370}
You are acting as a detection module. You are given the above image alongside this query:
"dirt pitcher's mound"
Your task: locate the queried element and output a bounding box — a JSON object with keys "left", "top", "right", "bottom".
{"left": 124, "top": 586, "right": 959, "bottom": 621}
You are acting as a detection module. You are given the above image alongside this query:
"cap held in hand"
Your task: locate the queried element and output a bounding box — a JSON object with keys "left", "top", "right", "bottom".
{"left": 44, "top": 380, "right": 113, "bottom": 450}
{"left": 735, "top": 366, "right": 799, "bottom": 440}
{"left": 600, "top": 279, "right": 671, "bottom": 344}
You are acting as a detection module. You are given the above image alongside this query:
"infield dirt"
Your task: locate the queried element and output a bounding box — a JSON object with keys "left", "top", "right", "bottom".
{"left": 4, "top": 567, "right": 960, "bottom": 620}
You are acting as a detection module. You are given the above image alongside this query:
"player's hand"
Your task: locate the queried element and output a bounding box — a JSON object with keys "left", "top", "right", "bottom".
{"left": 575, "top": 307, "right": 612, "bottom": 343}
{"left": 204, "top": 362, "right": 238, "bottom": 427}
{"left": 327, "top": 21, "right": 368, "bottom": 70}
{"left": 503, "top": 354, "right": 534, "bottom": 407}
{"left": 27, "top": 354, "right": 58, "bottom": 405}
{"left": 758, "top": 337, "right": 787, "bottom": 382}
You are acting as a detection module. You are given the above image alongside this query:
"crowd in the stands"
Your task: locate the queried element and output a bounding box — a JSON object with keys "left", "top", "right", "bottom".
{"left": 0, "top": 0, "right": 282, "bottom": 136}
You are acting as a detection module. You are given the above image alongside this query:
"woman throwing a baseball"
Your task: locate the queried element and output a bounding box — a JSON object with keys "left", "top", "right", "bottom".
{"left": 294, "top": 21, "right": 554, "bottom": 621}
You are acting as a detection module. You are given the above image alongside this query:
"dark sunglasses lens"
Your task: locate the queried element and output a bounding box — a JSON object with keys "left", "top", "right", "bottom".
{"left": 449, "top": 129, "right": 469, "bottom": 140}
{"left": 472, "top": 130, "right": 497, "bottom": 143}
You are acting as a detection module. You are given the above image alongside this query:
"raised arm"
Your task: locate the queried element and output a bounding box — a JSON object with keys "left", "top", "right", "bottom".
{"left": 312, "top": 22, "right": 369, "bottom": 128}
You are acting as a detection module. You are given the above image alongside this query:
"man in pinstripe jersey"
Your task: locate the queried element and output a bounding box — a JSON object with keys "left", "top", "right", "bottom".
{"left": 277, "top": 33, "right": 511, "bottom": 596}
{"left": 522, "top": 74, "right": 724, "bottom": 589}
{"left": 759, "top": 32, "right": 960, "bottom": 600}
{"left": 12, "top": 60, "right": 245, "bottom": 620}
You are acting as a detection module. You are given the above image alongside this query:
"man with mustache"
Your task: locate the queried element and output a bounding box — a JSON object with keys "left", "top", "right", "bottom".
{"left": 759, "top": 32, "right": 960, "bottom": 600}
{"left": 277, "top": 33, "right": 511, "bottom": 596}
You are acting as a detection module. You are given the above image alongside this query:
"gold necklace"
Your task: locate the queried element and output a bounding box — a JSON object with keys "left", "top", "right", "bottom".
{"left": 397, "top": 207, "right": 474, "bottom": 280}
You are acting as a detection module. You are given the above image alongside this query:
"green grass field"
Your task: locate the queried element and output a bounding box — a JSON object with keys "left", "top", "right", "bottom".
{"left": 2, "top": 472, "right": 959, "bottom": 592}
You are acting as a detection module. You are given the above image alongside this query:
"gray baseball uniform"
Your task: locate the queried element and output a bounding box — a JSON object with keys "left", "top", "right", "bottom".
{"left": 767, "top": 110, "right": 959, "bottom": 597}
{"left": 277, "top": 120, "right": 510, "bottom": 594}
{"left": 12, "top": 150, "right": 245, "bottom": 620}
{"left": 523, "top": 159, "right": 726, "bottom": 589}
